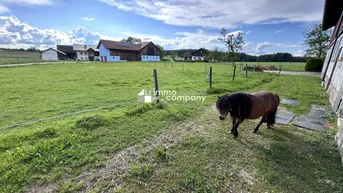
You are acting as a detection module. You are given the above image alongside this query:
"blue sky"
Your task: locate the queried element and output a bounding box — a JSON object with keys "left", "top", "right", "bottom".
{"left": 0, "top": 0, "right": 326, "bottom": 56}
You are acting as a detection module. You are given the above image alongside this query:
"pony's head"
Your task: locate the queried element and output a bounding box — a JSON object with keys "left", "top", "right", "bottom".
{"left": 216, "top": 95, "right": 231, "bottom": 120}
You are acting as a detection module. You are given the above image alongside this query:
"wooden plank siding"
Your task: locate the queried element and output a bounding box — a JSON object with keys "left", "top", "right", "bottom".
{"left": 140, "top": 44, "right": 160, "bottom": 56}
{"left": 110, "top": 50, "right": 140, "bottom": 61}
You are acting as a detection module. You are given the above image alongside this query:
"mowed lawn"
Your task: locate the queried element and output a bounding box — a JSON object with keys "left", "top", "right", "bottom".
{"left": 0, "top": 61, "right": 341, "bottom": 193}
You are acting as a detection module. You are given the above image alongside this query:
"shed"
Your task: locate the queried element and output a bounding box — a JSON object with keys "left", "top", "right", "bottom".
{"left": 41, "top": 48, "right": 66, "bottom": 60}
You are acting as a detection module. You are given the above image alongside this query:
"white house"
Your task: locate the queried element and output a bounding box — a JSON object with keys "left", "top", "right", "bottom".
{"left": 183, "top": 48, "right": 209, "bottom": 61}
{"left": 73, "top": 44, "right": 100, "bottom": 61}
{"left": 41, "top": 48, "right": 66, "bottom": 60}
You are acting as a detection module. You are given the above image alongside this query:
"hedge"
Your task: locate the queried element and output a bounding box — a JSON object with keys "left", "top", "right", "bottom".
{"left": 305, "top": 58, "right": 323, "bottom": 72}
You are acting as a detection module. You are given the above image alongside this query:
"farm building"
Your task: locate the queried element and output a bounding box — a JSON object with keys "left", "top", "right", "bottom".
{"left": 97, "top": 40, "right": 161, "bottom": 62}
{"left": 41, "top": 48, "right": 66, "bottom": 60}
{"left": 183, "top": 48, "right": 209, "bottom": 61}
{"left": 57, "top": 45, "right": 76, "bottom": 60}
{"left": 73, "top": 44, "right": 100, "bottom": 61}
{"left": 321, "top": 0, "right": 343, "bottom": 159}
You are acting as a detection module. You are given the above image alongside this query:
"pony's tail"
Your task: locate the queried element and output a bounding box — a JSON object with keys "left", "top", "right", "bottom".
{"left": 275, "top": 94, "right": 280, "bottom": 105}
{"left": 267, "top": 94, "right": 279, "bottom": 127}
{"left": 267, "top": 109, "right": 277, "bottom": 127}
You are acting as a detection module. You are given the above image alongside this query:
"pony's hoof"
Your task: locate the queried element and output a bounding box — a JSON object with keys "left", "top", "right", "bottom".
{"left": 229, "top": 130, "right": 233, "bottom": 134}
{"left": 252, "top": 130, "right": 262, "bottom": 135}
{"left": 252, "top": 129, "right": 257, "bottom": 133}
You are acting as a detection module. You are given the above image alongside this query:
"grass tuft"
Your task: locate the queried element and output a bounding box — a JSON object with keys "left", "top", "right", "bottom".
{"left": 130, "top": 163, "right": 153, "bottom": 181}
{"left": 75, "top": 115, "right": 107, "bottom": 130}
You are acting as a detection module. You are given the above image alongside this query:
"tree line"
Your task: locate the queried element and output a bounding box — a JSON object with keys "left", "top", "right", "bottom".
{"left": 164, "top": 49, "right": 307, "bottom": 62}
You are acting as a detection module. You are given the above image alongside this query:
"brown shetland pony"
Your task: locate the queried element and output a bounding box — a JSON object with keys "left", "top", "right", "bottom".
{"left": 216, "top": 91, "right": 280, "bottom": 137}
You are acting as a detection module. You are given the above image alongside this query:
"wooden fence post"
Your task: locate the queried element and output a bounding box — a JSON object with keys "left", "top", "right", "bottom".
{"left": 232, "top": 64, "right": 236, "bottom": 80}
{"left": 153, "top": 69, "right": 159, "bottom": 103}
{"left": 279, "top": 64, "right": 282, "bottom": 76}
{"left": 245, "top": 64, "right": 248, "bottom": 77}
{"left": 209, "top": 66, "right": 212, "bottom": 88}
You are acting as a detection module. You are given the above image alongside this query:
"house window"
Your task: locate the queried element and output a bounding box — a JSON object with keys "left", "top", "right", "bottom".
{"left": 81, "top": 57, "right": 84, "bottom": 60}
{"left": 81, "top": 52, "right": 84, "bottom": 55}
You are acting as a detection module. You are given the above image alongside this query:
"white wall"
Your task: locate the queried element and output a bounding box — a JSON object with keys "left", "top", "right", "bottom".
{"left": 76, "top": 51, "right": 88, "bottom": 61}
{"left": 42, "top": 49, "right": 58, "bottom": 60}
{"left": 141, "top": 55, "right": 160, "bottom": 62}
{"left": 192, "top": 56, "right": 204, "bottom": 61}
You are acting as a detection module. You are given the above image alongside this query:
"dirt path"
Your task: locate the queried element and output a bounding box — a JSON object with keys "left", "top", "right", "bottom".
{"left": 263, "top": 70, "right": 320, "bottom": 77}
{"left": 27, "top": 105, "right": 216, "bottom": 193}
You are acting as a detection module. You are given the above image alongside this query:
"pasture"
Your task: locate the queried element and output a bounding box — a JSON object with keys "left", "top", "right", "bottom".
{"left": 0, "top": 62, "right": 342, "bottom": 193}
{"left": 0, "top": 50, "right": 44, "bottom": 65}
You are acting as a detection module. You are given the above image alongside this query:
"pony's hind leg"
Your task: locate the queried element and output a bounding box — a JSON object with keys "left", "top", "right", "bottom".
{"left": 253, "top": 117, "right": 266, "bottom": 133}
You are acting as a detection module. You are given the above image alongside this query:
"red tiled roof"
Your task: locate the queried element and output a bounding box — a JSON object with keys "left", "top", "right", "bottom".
{"left": 97, "top": 39, "right": 153, "bottom": 51}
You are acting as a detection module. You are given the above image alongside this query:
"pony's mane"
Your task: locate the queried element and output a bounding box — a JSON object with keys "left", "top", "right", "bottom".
{"left": 218, "top": 93, "right": 252, "bottom": 118}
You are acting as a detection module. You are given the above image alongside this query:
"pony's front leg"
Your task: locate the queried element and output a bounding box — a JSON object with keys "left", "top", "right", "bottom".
{"left": 231, "top": 118, "right": 244, "bottom": 137}
{"left": 229, "top": 117, "right": 237, "bottom": 134}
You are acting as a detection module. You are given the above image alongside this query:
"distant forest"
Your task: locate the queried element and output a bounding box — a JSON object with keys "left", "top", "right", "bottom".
{"left": 165, "top": 49, "right": 307, "bottom": 62}
{"left": 0, "top": 47, "right": 40, "bottom": 52}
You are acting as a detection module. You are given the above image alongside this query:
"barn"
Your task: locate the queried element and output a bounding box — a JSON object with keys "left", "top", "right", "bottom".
{"left": 41, "top": 48, "right": 66, "bottom": 60}
{"left": 97, "top": 40, "right": 161, "bottom": 62}
{"left": 321, "top": 0, "right": 343, "bottom": 160}
{"left": 57, "top": 45, "right": 77, "bottom": 60}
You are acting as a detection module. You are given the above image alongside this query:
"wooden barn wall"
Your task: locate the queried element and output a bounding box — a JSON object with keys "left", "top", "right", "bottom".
{"left": 110, "top": 50, "right": 140, "bottom": 61}
{"left": 140, "top": 44, "right": 160, "bottom": 56}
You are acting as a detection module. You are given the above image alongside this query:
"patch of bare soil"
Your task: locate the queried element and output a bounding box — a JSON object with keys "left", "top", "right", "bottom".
{"left": 257, "top": 65, "right": 278, "bottom": 71}
{"left": 27, "top": 107, "right": 213, "bottom": 193}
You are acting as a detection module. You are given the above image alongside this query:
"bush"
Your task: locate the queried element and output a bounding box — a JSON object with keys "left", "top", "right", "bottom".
{"left": 305, "top": 58, "right": 323, "bottom": 72}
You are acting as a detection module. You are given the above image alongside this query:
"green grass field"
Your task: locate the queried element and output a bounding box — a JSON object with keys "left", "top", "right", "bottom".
{"left": 0, "top": 50, "right": 44, "bottom": 65}
{"left": 0, "top": 62, "right": 341, "bottom": 193}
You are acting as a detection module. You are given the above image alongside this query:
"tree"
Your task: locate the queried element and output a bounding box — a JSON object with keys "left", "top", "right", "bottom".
{"left": 170, "top": 52, "right": 177, "bottom": 61}
{"left": 303, "top": 24, "right": 330, "bottom": 58}
{"left": 27, "top": 47, "right": 40, "bottom": 52}
{"left": 218, "top": 28, "right": 244, "bottom": 66}
{"left": 207, "top": 47, "right": 224, "bottom": 61}
{"left": 156, "top": 44, "right": 164, "bottom": 59}
{"left": 121, "top": 36, "right": 142, "bottom": 43}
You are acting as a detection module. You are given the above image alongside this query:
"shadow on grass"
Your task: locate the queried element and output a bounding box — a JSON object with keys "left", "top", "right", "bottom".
{"left": 250, "top": 128, "right": 343, "bottom": 193}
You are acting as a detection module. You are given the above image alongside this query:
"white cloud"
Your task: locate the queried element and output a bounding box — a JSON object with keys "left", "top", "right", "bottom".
{"left": 0, "top": 16, "right": 108, "bottom": 49}
{"left": 245, "top": 31, "right": 251, "bottom": 35}
{"left": 0, "top": 0, "right": 53, "bottom": 13}
{"left": 294, "top": 49, "right": 306, "bottom": 56}
{"left": 1, "top": 0, "right": 54, "bottom": 5}
{"left": 0, "top": 4, "right": 9, "bottom": 13}
{"left": 256, "top": 42, "right": 281, "bottom": 51}
{"left": 274, "top": 30, "right": 285, "bottom": 34}
{"left": 99, "top": 0, "right": 324, "bottom": 28}
{"left": 82, "top": 17, "right": 95, "bottom": 21}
